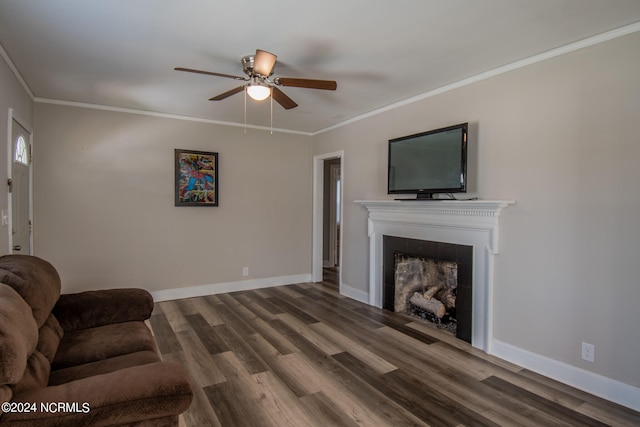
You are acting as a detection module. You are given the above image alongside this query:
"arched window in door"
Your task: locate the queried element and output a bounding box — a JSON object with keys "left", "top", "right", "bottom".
{"left": 14, "top": 135, "right": 28, "bottom": 165}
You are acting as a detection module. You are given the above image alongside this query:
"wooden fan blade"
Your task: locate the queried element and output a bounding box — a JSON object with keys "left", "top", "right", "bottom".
{"left": 175, "top": 67, "right": 246, "bottom": 80}
{"left": 271, "top": 87, "right": 298, "bottom": 110}
{"left": 275, "top": 77, "right": 337, "bottom": 90}
{"left": 209, "top": 85, "right": 246, "bottom": 101}
{"left": 253, "top": 49, "right": 277, "bottom": 77}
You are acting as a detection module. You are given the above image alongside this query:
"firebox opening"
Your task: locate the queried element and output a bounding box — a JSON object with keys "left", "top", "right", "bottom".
{"left": 383, "top": 236, "right": 473, "bottom": 344}
{"left": 394, "top": 254, "right": 458, "bottom": 335}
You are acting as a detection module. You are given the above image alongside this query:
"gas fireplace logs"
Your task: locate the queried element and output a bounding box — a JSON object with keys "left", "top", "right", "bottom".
{"left": 423, "top": 285, "right": 442, "bottom": 300}
{"left": 409, "top": 292, "right": 446, "bottom": 318}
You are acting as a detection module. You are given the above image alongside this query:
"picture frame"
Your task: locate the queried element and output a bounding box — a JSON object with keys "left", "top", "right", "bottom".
{"left": 175, "top": 149, "right": 218, "bottom": 206}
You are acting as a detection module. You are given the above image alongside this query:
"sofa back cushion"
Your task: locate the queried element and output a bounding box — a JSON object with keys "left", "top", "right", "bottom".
{"left": 0, "top": 255, "right": 61, "bottom": 327}
{"left": 37, "top": 314, "right": 64, "bottom": 363}
{"left": 0, "top": 284, "right": 38, "bottom": 386}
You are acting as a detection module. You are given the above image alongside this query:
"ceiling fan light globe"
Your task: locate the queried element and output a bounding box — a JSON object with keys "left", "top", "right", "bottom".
{"left": 247, "top": 84, "right": 271, "bottom": 101}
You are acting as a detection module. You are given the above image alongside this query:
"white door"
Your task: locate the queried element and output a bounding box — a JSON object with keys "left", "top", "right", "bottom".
{"left": 9, "top": 115, "right": 32, "bottom": 254}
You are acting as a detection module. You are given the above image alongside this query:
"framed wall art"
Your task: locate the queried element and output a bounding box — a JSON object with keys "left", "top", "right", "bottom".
{"left": 175, "top": 149, "right": 218, "bottom": 206}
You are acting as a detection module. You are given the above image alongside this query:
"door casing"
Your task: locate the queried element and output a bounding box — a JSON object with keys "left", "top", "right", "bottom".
{"left": 7, "top": 109, "right": 33, "bottom": 255}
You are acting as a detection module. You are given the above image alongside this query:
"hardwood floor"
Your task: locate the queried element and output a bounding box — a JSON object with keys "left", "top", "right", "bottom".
{"left": 148, "top": 279, "right": 640, "bottom": 427}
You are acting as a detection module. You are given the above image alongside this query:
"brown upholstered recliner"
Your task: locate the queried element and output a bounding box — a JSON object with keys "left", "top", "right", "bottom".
{"left": 0, "top": 255, "right": 192, "bottom": 426}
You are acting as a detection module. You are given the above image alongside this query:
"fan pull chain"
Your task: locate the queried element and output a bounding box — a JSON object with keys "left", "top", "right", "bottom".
{"left": 244, "top": 89, "right": 247, "bottom": 133}
{"left": 270, "top": 88, "right": 273, "bottom": 135}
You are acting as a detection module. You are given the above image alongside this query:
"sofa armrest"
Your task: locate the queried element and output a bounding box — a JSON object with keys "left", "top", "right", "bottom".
{"left": 52, "top": 288, "right": 154, "bottom": 332}
{"left": 2, "top": 361, "right": 192, "bottom": 426}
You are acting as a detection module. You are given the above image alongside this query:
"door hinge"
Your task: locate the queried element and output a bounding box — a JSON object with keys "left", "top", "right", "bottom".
{"left": 7, "top": 179, "right": 12, "bottom": 193}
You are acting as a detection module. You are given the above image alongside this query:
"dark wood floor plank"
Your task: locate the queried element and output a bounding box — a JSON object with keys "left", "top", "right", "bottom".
{"left": 162, "top": 350, "right": 222, "bottom": 427}
{"left": 204, "top": 380, "right": 260, "bottom": 427}
{"left": 333, "top": 351, "right": 501, "bottom": 427}
{"left": 148, "top": 312, "right": 182, "bottom": 354}
{"left": 207, "top": 351, "right": 317, "bottom": 427}
{"left": 406, "top": 320, "right": 523, "bottom": 372}
{"left": 243, "top": 333, "right": 310, "bottom": 397}
{"left": 268, "top": 318, "right": 430, "bottom": 426}
{"left": 243, "top": 298, "right": 281, "bottom": 322}
{"left": 249, "top": 292, "right": 285, "bottom": 316}
{"left": 309, "top": 322, "right": 398, "bottom": 375}
{"left": 186, "top": 313, "right": 230, "bottom": 355}
{"left": 353, "top": 305, "right": 440, "bottom": 345}
{"left": 155, "top": 300, "right": 191, "bottom": 333}
{"left": 240, "top": 313, "right": 297, "bottom": 356}
{"left": 261, "top": 288, "right": 321, "bottom": 325}
{"left": 174, "top": 329, "right": 226, "bottom": 387}
{"left": 276, "top": 351, "right": 403, "bottom": 426}
{"left": 482, "top": 375, "right": 610, "bottom": 427}
{"left": 290, "top": 287, "right": 384, "bottom": 331}
{"left": 276, "top": 312, "right": 343, "bottom": 355}
{"left": 187, "top": 297, "right": 225, "bottom": 327}
{"left": 203, "top": 352, "right": 272, "bottom": 427}
{"left": 148, "top": 281, "right": 640, "bottom": 427}
{"left": 209, "top": 300, "right": 257, "bottom": 336}
{"left": 212, "top": 323, "right": 268, "bottom": 375}
{"left": 518, "top": 367, "right": 640, "bottom": 424}
{"left": 299, "top": 391, "right": 362, "bottom": 427}
{"left": 378, "top": 328, "right": 574, "bottom": 426}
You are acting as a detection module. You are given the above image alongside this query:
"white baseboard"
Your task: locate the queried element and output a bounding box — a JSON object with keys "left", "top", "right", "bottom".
{"left": 340, "top": 282, "right": 369, "bottom": 304}
{"left": 491, "top": 339, "right": 640, "bottom": 412}
{"left": 151, "top": 274, "right": 312, "bottom": 302}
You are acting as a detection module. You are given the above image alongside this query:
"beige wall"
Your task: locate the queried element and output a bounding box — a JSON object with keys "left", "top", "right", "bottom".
{"left": 33, "top": 104, "right": 313, "bottom": 294}
{"left": 313, "top": 32, "right": 640, "bottom": 388}
{"left": 0, "top": 51, "right": 33, "bottom": 253}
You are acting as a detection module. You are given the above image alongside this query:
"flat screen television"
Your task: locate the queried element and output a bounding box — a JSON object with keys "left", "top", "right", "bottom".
{"left": 388, "top": 123, "right": 468, "bottom": 199}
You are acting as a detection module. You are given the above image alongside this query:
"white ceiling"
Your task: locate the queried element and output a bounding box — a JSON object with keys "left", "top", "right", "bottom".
{"left": 1, "top": 1, "right": 640, "bottom": 134}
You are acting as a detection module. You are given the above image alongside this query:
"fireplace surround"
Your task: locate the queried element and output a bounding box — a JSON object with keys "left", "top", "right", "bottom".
{"left": 357, "top": 199, "right": 513, "bottom": 351}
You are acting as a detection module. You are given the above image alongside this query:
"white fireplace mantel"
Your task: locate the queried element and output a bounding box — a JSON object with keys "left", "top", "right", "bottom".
{"left": 356, "top": 199, "right": 514, "bottom": 352}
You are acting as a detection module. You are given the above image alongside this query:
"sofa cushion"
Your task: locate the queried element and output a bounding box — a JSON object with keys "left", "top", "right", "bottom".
{"left": 37, "top": 314, "right": 64, "bottom": 363}
{"left": 0, "top": 283, "right": 38, "bottom": 386}
{"left": 49, "top": 350, "right": 161, "bottom": 386}
{"left": 1, "top": 362, "right": 192, "bottom": 427}
{"left": 0, "top": 255, "right": 61, "bottom": 327}
{"left": 11, "top": 350, "right": 50, "bottom": 396}
{"left": 53, "top": 288, "right": 154, "bottom": 331}
{"left": 52, "top": 321, "right": 159, "bottom": 370}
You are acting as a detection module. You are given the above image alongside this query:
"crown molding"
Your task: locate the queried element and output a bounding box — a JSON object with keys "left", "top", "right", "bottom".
{"left": 0, "top": 41, "right": 34, "bottom": 100}
{"left": 312, "top": 21, "right": 640, "bottom": 136}
{"left": 33, "top": 97, "right": 313, "bottom": 136}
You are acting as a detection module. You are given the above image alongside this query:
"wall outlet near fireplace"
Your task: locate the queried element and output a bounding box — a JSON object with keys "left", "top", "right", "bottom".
{"left": 242, "top": 267, "right": 249, "bottom": 277}
{"left": 581, "top": 342, "right": 595, "bottom": 362}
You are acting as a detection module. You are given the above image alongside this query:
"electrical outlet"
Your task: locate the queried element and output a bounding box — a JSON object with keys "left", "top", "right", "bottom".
{"left": 581, "top": 342, "right": 595, "bottom": 362}
{"left": 242, "top": 267, "right": 249, "bottom": 277}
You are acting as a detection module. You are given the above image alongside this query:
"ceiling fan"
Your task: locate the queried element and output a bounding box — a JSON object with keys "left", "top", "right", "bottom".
{"left": 175, "top": 49, "right": 337, "bottom": 110}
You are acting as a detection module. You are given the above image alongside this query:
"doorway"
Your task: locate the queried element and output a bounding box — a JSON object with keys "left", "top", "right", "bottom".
{"left": 326, "top": 159, "right": 341, "bottom": 268}
{"left": 312, "top": 151, "right": 344, "bottom": 289}
{"left": 8, "top": 109, "right": 33, "bottom": 255}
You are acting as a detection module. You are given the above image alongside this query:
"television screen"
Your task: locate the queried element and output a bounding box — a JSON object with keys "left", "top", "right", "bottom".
{"left": 388, "top": 123, "right": 467, "bottom": 199}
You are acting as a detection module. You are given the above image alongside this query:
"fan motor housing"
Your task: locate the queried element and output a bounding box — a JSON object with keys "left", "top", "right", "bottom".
{"left": 241, "top": 55, "right": 254, "bottom": 75}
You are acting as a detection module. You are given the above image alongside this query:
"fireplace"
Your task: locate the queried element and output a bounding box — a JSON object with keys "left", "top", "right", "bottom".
{"left": 384, "top": 236, "right": 473, "bottom": 343}
{"left": 356, "top": 199, "right": 513, "bottom": 351}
